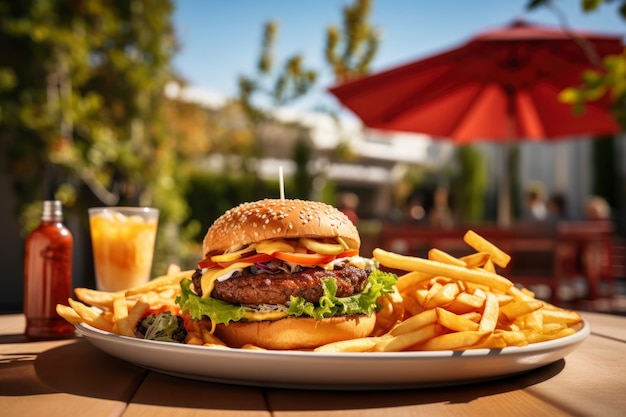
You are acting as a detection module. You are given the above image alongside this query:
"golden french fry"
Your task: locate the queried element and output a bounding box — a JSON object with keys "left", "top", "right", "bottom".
{"left": 201, "top": 328, "right": 227, "bottom": 346}
{"left": 124, "top": 270, "right": 193, "bottom": 296}
{"left": 376, "top": 324, "right": 442, "bottom": 352}
{"left": 479, "top": 292, "right": 499, "bottom": 332}
{"left": 521, "top": 310, "right": 544, "bottom": 332}
{"left": 541, "top": 309, "right": 582, "bottom": 324}
{"left": 541, "top": 322, "right": 567, "bottom": 334}
{"left": 373, "top": 248, "right": 513, "bottom": 293}
{"left": 447, "top": 291, "right": 485, "bottom": 314}
{"left": 374, "top": 288, "right": 406, "bottom": 335}
{"left": 395, "top": 270, "right": 432, "bottom": 292}
{"left": 419, "top": 330, "right": 491, "bottom": 351}
{"left": 495, "top": 330, "right": 528, "bottom": 346}
{"left": 460, "top": 252, "right": 491, "bottom": 268}
{"left": 483, "top": 258, "right": 496, "bottom": 273}
{"left": 524, "top": 327, "right": 576, "bottom": 343}
{"left": 314, "top": 336, "right": 383, "bottom": 352}
{"left": 241, "top": 344, "right": 266, "bottom": 350}
{"left": 499, "top": 300, "right": 543, "bottom": 321}
{"left": 424, "top": 282, "right": 460, "bottom": 309}
{"left": 423, "top": 281, "right": 443, "bottom": 307}
{"left": 139, "top": 291, "right": 161, "bottom": 306}
{"left": 463, "top": 230, "right": 511, "bottom": 268}
{"left": 67, "top": 298, "right": 113, "bottom": 332}
{"left": 185, "top": 333, "right": 204, "bottom": 345}
{"left": 471, "top": 333, "right": 507, "bottom": 349}
{"left": 460, "top": 311, "right": 482, "bottom": 322}
{"left": 159, "top": 288, "right": 178, "bottom": 300}
{"left": 436, "top": 307, "right": 480, "bottom": 332}
{"left": 428, "top": 248, "right": 467, "bottom": 267}
{"left": 390, "top": 308, "right": 438, "bottom": 336}
{"left": 127, "top": 300, "right": 150, "bottom": 332}
{"left": 203, "top": 343, "right": 231, "bottom": 349}
{"left": 473, "top": 287, "right": 487, "bottom": 299}
{"left": 494, "top": 293, "right": 514, "bottom": 306}
{"left": 464, "top": 281, "right": 490, "bottom": 294}
{"left": 113, "top": 296, "right": 134, "bottom": 337}
{"left": 74, "top": 287, "right": 124, "bottom": 309}
{"left": 56, "top": 304, "right": 83, "bottom": 323}
{"left": 401, "top": 292, "right": 425, "bottom": 317}
{"left": 413, "top": 288, "right": 429, "bottom": 307}
{"left": 508, "top": 286, "right": 535, "bottom": 302}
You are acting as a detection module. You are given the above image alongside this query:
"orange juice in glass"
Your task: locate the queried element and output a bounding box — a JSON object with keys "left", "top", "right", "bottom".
{"left": 88, "top": 207, "right": 159, "bottom": 291}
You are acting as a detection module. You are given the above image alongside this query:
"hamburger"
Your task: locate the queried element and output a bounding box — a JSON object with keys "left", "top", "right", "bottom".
{"left": 176, "top": 198, "right": 397, "bottom": 350}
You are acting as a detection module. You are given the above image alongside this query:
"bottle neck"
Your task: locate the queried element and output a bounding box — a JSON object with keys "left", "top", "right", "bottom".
{"left": 41, "top": 200, "right": 64, "bottom": 222}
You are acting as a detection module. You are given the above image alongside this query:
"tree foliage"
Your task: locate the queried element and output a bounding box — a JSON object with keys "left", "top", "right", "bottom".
{"left": 325, "top": 0, "right": 380, "bottom": 83}
{"left": 527, "top": 0, "right": 626, "bottom": 130}
{"left": 0, "top": 0, "right": 187, "bottom": 235}
{"left": 238, "top": 21, "right": 317, "bottom": 116}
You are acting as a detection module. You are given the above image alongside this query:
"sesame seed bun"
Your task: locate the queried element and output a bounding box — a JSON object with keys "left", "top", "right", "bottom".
{"left": 213, "top": 314, "right": 376, "bottom": 350}
{"left": 202, "top": 199, "right": 360, "bottom": 256}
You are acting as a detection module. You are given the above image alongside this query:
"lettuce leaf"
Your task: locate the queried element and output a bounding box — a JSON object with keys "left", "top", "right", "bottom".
{"left": 176, "top": 278, "right": 247, "bottom": 324}
{"left": 138, "top": 311, "right": 187, "bottom": 343}
{"left": 287, "top": 269, "right": 398, "bottom": 320}
{"left": 176, "top": 269, "right": 398, "bottom": 325}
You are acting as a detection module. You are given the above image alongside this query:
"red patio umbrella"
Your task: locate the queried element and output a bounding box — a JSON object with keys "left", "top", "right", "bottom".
{"left": 329, "top": 20, "right": 623, "bottom": 224}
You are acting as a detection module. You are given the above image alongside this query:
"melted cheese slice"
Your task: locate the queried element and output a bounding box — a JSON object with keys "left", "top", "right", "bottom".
{"left": 200, "top": 262, "right": 252, "bottom": 298}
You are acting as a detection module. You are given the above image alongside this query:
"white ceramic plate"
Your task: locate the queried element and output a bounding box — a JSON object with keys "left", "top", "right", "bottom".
{"left": 75, "top": 320, "right": 589, "bottom": 390}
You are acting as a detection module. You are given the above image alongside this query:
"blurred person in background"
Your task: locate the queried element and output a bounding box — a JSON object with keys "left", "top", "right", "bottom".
{"left": 523, "top": 184, "right": 548, "bottom": 222}
{"left": 428, "top": 186, "right": 453, "bottom": 229}
{"left": 547, "top": 192, "right": 567, "bottom": 222}
{"left": 585, "top": 196, "right": 611, "bottom": 221}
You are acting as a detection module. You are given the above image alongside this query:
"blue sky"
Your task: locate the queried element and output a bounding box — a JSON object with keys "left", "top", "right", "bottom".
{"left": 171, "top": 0, "right": 625, "bottom": 107}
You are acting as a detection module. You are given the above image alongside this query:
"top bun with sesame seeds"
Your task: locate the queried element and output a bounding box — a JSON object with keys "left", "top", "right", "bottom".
{"left": 202, "top": 199, "right": 360, "bottom": 257}
{"left": 176, "top": 199, "right": 397, "bottom": 350}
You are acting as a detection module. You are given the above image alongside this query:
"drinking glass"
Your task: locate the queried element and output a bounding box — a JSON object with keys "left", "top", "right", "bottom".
{"left": 88, "top": 207, "right": 159, "bottom": 291}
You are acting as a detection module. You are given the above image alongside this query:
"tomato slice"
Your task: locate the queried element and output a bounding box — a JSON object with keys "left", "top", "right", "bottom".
{"left": 336, "top": 249, "right": 359, "bottom": 258}
{"left": 198, "top": 257, "right": 217, "bottom": 269}
{"left": 274, "top": 251, "right": 336, "bottom": 265}
{"left": 217, "top": 253, "right": 275, "bottom": 268}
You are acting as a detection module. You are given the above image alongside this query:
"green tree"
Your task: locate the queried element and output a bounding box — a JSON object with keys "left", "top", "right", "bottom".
{"left": 238, "top": 21, "right": 317, "bottom": 120}
{"left": 527, "top": 0, "right": 626, "bottom": 129}
{"left": 325, "top": 0, "right": 380, "bottom": 83}
{"left": 0, "top": 0, "right": 184, "bottom": 225}
{"left": 0, "top": 0, "right": 189, "bottom": 275}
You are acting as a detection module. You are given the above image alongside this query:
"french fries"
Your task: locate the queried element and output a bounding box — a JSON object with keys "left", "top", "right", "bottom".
{"left": 374, "top": 248, "right": 514, "bottom": 293}
{"left": 315, "top": 230, "right": 582, "bottom": 353}
{"left": 57, "top": 265, "right": 196, "bottom": 339}
{"left": 463, "top": 230, "right": 511, "bottom": 268}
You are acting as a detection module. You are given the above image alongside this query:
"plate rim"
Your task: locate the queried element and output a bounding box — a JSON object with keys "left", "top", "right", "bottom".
{"left": 75, "top": 318, "right": 589, "bottom": 360}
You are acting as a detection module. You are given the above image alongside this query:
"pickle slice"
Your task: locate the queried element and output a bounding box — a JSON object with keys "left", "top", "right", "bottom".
{"left": 299, "top": 237, "right": 346, "bottom": 255}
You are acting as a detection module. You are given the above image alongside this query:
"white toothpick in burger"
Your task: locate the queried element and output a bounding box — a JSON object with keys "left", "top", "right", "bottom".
{"left": 176, "top": 198, "right": 397, "bottom": 350}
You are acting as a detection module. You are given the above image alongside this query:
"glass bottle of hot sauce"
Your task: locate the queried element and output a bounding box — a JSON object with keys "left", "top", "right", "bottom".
{"left": 24, "top": 200, "right": 75, "bottom": 339}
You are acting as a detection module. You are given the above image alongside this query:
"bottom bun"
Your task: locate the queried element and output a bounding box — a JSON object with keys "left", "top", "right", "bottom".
{"left": 214, "top": 314, "right": 376, "bottom": 350}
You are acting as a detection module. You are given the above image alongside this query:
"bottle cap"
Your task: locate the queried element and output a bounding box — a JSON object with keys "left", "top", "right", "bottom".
{"left": 42, "top": 200, "right": 63, "bottom": 222}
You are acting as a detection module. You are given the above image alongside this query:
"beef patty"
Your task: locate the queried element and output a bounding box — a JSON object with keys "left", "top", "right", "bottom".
{"left": 191, "top": 265, "right": 370, "bottom": 305}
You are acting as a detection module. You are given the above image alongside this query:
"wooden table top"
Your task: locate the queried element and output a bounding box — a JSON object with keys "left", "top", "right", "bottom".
{"left": 1, "top": 311, "right": 625, "bottom": 417}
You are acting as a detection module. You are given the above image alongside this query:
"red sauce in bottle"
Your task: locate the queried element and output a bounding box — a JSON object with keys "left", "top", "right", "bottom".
{"left": 24, "top": 200, "right": 75, "bottom": 339}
